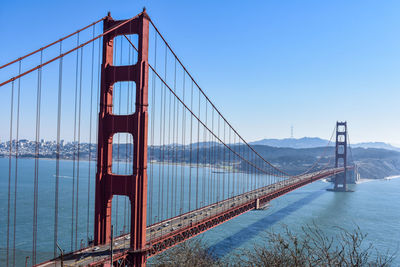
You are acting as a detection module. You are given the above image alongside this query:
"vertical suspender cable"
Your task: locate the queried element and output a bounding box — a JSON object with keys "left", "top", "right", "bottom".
{"left": 234, "top": 134, "right": 237, "bottom": 197}
{"left": 206, "top": 111, "right": 210, "bottom": 206}
{"left": 211, "top": 108, "right": 215, "bottom": 204}
{"left": 7, "top": 80, "right": 14, "bottom": 267}
{"left": 188, "top": 81, "right": 193, "bottom": 211}
{"left": 254, "top": 151, "right": 256, "bottom": 190}
{"left": 208, "top": 110, "right": 212, "bottom": 205}
{"left": 148, "top": 69, "right": 153, "bottom": 228}
{"left": 75, "top": 44, "right": 84, "bottom": 249}
{"left": 172, "top": 58, "right": 177, "bottom": 217}
{"left": 171, "top": 59, "right": 175, "bottom": 217}
{"left": 12, "top": 61, "right": 21, "bottom": 267}
{"left": 178, "top": 78, "right": 182, "bottom": 218}
{"left": 228, "top": 126, "right": 230, "bottom": 199}
{"left": 228, "top": 128, "right": 231, "bottom": 198}
{"left": 196, "top": 91, "right": 200, "bottom": 209}
{"left": 238, "top": 140, "right": 241, "bottom": 194}
{"left": 202, "top": 102, "right": 207, "bottom": 206}
{"left": 157, "top": 78, "right": 163, "bottom": 222}
{"left": 54, "top": 41, "right": 63, "bottom": 257}
{"left": 223, "top": 121, "right": 226, "bottom": 201}
{"left": 162, "top": 46, "right": 167, "bottom": 220}
{"left": 252, "top": 152, "right": 255, "bottom": 191}
{"left": 256, "top": 154, "right": 259, "bottom": 188}
{"left": 217, "top": 116, "right": 220, "bottom": 203}
{"left": 253, "top": 151, "right": 255, "bottom": 189}
{"left": 167, "top": 67, "right": 171, "bottom": 219}
{"left": 244, "top": 147, "right": 247, "bottom": 192}
{"left": 150, "top": 32, "right": 157, "bottom": 226}
{"left": 71, "top": 33, "right": 80, "bottom": 251}
{"left": 93, "top": 35, "right": 101, "bottom": 244}
{"left": 180, "top": 73, "right": 186, "bottom": 214}
{"left": 157, "top": 42, "right": 163, "bottom": 224}
{"left": 247, "top": 146, "right": 250, "bottom": 192}
{"left": 33, "top": 50, "right": 43, "bottom": 265}
{"left": 160, "top": 73, "right": 166, "bottom": 221}
{"left": 87, "top": 24, "right": 95, "bottom": 245}
{"left": 178, "top": 72, "right": 183, "bottom": 216}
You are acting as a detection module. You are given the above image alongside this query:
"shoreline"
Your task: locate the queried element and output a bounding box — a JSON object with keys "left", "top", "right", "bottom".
{"left": 384, "top": 175, "right": 400, "bottom": 180}
{"left": 355, "top": 174, "right": 400, "bottom": 184}
{"left": 0, "top": 157, "right": 235, "bottom": 173}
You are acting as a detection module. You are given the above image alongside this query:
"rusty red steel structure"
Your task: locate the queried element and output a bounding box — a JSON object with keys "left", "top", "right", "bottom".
{"left": 94, "top": 10, "right": 149, "bottom": 266}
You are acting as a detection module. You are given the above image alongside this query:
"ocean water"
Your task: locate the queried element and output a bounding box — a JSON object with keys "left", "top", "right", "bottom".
{"left": 0, "top": 158, "right": 399, "bottom": 266}
{"left": 200, "top": 178, "right": 400, "bottom": 265}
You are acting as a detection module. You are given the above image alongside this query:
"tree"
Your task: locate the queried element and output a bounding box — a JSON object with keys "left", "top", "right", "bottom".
{"left": 234, "top": 223, "right": 395, "bottom": 267}
{"left": 151, "top": 238, "right": 220, "bottom": 267}
{"left": 152, "top": 223, "right": 395, "bottom": 267}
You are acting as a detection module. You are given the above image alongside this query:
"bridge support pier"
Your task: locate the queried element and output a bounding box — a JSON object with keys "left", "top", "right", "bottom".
{"left": 94, "top": 10, "right": 150, "bottom": 266}
{"left": 255, "top": 198, "right": 260, "bottom": 209}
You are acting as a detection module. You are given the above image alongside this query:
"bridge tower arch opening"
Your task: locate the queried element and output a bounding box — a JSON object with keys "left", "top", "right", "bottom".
{"left": 334, "top": 121, "right": 348, "bottom": 191}
{"left": 94, "top": 10, "right": 150, "bottom": 266}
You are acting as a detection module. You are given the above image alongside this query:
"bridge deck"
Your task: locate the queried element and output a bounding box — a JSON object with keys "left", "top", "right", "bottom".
{"left": 37, "top": 167, "right": 346, "bottom": 267}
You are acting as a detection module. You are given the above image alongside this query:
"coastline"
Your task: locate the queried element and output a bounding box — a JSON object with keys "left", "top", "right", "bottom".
{"left": 0, "top": 157, "right": 236, "bottom": 173}
{"left": 355, "top": 174, "right": 400, "bottom": 184}
{"left": 384, "top": 175, "right": 400, "bottom": 180}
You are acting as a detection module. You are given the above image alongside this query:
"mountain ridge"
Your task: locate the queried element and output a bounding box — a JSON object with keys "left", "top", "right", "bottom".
{"left": 250, "top": 137, "right": 400, "bottom": 151}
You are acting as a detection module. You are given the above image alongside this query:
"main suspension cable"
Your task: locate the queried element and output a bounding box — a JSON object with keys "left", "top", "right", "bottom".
{"left": 0, "top": 17, "right": 105, "bottom": 70}
{"left": 0, "top": 11, "right": 145, "bottom": 88}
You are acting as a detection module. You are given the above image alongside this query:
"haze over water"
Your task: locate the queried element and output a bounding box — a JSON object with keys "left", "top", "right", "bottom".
{"left": 0, "top": 158, "right": 399, "bottom": 266}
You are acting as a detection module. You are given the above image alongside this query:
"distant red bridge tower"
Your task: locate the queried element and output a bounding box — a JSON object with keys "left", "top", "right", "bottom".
{"left": 334, "top": 121, "right": 348, "bottom": 191}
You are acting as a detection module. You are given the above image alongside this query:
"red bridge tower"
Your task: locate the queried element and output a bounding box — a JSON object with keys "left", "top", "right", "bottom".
{"left": 334, "top": 121, "right": 348, "bottom": 191}
{"left": 94, "top": 10, "right": 149, "bottom": 266}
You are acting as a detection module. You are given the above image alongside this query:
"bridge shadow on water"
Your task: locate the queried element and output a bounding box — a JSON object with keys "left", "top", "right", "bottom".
{"left": 207, "top": 185, "right": 330, "bottom": 258}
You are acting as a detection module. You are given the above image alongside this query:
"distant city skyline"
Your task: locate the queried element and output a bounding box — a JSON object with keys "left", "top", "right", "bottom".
{"left": 1, "top": 0, "right": 399, "bottom": 145}
{"left": 1, "top": 136, "right": 399, "bottom": 149}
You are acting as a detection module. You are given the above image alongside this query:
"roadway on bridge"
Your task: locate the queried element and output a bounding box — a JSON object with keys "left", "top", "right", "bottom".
{"left": 38, "top": 168, "right": 343, "bottom": 267}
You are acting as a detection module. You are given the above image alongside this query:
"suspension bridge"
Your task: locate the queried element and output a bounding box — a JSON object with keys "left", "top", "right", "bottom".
{"left": 1, "top": 10, "right": 354, "bottom": 267}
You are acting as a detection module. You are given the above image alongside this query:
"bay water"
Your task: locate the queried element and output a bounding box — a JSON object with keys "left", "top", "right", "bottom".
{"left": 0, "top": 158, "right": 399, "bottom": 265}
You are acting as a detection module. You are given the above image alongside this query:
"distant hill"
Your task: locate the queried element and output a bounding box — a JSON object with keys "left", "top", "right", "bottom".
{"left": 352, "top": 142, "right": 400, "bottom": 152}
{"left": 147, "top": 143, "right": 400, "bottom": 180}
{"left": 250, "top": 137, "right": 331, "bottom": 148}
{"left": 250, "top": 137, "right": 400, "bottom": 152}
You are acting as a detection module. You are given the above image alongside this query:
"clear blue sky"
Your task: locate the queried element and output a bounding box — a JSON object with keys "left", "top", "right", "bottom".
{"left": 1, "top": 0, "right": 399, "bottom": 145}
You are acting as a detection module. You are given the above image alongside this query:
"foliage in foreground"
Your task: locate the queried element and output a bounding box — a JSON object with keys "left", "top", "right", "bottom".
{"left": 151, "top": 224, "right": 395, "bottom": 267}
{"left": 151, "top": 238, "right": 219, "bottom": 267}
